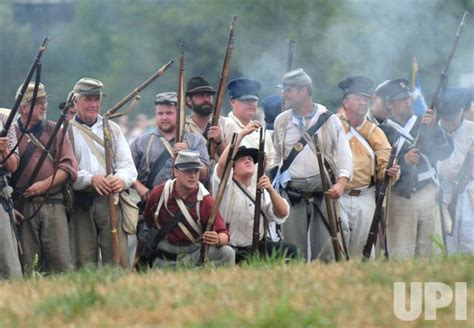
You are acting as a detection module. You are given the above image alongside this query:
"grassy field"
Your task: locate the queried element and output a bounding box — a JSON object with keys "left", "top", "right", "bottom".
{"left": 0, "top": 255, "right": 472, "bottom": 327}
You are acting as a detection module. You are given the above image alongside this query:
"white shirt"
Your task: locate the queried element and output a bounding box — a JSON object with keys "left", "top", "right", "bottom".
{"left": 272, "top": 104, "right": 352, "bottom": 180}
{"left": 70, "top": 115, "right": 138, "bottom": 190}
{"left": 212, "top": 167, "right": 289, "bottom": 248}
{"left": 220, "top": 111, "right": 275, "bottom": 167}
{"left": 437, "top": 119, "right": 474, "bottom": 203}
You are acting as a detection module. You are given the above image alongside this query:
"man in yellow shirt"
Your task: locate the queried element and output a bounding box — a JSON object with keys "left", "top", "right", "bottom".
{"left": 337, "top": 76, "right": 399, "bottom": 258}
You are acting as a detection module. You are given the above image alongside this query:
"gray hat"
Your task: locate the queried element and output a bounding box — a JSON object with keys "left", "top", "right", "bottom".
{"left": 73, "top": 78, "right": 104, "bottom": 96}
{"left": 278, "top": 68, "right": 312, "bottom": 89}
{"left": 174, "top": 150, "right": 201, "bottom": 171}
{"left": 16, "top": 82, "right": 47, "bottom": 104}
{"left": 155, "top": 91, "right": 178, "bottom": 105}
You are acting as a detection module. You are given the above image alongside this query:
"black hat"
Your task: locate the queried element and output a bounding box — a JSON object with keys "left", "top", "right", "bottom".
{"left": 261, "top": 95, "right": 283, "bottom": 129}
{"left": 186, "top": 76, "right": 215, "bottom": 95}
{"left": 435, "top": 87, "right": 471, "bottom": 118}
{"left": 227, "top": 78, "right": 261, "bottom": 101}
{"left": 376, "top": 79, "right": 411, "bottom": 102}
{"left": 234, "top": 146, "right": 259, "bottom": 163}
{"left": 337, "top": 76, "right": 373, "bottom": 98}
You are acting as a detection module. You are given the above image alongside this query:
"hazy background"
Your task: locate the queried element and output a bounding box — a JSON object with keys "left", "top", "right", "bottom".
{"left": 1, "top": 0, "right": 473, "bottom": 120}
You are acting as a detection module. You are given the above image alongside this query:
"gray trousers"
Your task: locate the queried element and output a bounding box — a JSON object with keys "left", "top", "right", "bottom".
{"left": 152, "top": 239, "right": 235, "bottom": 269}
{"left": 69, "top": 195, "right": 130, "bottom": 268}
{"left": 19, "top": 201, "right": 72, "bottom": 273}
{"left": 281, "top": 177, "right": 336, "bottom": 262}
{"left": 0, "top": 205, "right": 22, "bottom": 279}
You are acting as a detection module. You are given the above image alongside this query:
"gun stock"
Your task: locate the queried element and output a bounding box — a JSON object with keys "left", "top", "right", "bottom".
{"left": 200, "top": 133, "right": 238, "bottom": 264}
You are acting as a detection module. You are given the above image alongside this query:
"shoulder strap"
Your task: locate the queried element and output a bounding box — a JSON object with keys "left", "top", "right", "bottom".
{"left": 11, "top": 120, "right": 47, "bottom": 187}
{"left": 280, "top": 111, "right": 333, "bottom": 173}
{"left": 232, "top": 178, "right": 267, "bottom": 222}
{"left": 145, "top": 137, "right": 173, "bottom": 189}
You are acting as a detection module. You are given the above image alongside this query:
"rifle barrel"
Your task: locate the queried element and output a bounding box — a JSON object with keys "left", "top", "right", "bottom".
{"left": 2, "top": 37, "right": 49, "bottom": 137}
{"left": 105, "top": 60, "right": 173, "bottom": 117}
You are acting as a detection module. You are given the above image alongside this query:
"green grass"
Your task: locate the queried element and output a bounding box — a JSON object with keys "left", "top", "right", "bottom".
{"left": 0, "top": 256, "right": 473, "bottom": 327}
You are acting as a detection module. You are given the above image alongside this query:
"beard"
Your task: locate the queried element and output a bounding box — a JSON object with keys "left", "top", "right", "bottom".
{"left": 192, "top": 103, "right": 213, "bottom": 116}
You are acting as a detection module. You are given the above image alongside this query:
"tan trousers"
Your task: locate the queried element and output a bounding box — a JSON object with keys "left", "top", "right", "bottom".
{"left": 386, "top": 183, "right": 437, "bottom": 260}
{"left": 69, "top": 195, "right": 130, "bottom": 268}
{"left": 19, "top": 201, "right": 72, "bottom": 273}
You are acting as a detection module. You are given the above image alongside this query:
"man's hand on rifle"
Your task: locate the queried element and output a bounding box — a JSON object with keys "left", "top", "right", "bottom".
{"left": 107, "top": 175, "right": 125, "bottom": 193}
{"left": 240, "top": 121, "right": 261, "bottom": 138}
{"left": 13, "top": 209, "right": 24, "bottom": 224}
{"left": 257, "top": 175, "right": 272, "bottom": 191}
{"left": 24, "top": 179, "right": 50, "bottom": 198}
{"left": 327, "top": 177, "right": 349, "bottom": 199}
{"left": 134, "top": 181, "right": 150, "bottom": 201}
{"left": 404, "top": 148, "right": 420, "bottom": 166}
{"left": 92, "top": 175, "right": 113, "bottom": 195}
{"left": 173, "top": 142, "right": 188, "bottom": 154}
{"left": 208, "top": 125, "right": 223, "bottom": 145}
{"left": 386, "top": 160, "right": 400, "bottom": 177}
{"left": 202, "top": 230, "right": 227, "bottom": 246}
{"left": 0, "top": 136, "right": 10, "bottom": 156}
{"left": 421, "top": 108, "right": 436, "bottom": 129}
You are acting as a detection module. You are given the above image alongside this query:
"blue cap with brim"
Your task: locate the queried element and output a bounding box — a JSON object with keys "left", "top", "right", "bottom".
{"left": 227, "top": 78, "right": 261, "bottom": 101}
{"left": 436, "top": 87, "right": 471, "bottom": 118}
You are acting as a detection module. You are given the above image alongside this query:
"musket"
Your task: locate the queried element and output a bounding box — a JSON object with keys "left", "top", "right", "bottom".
{"left": 200, "top": 133, "right": 238, "bottom": 264}
{"left": 102, "top": 60, "right": 174, "bottom": 267}
{"left": 207, "top": 15, "right": 237, "bottom": 159}
{"left": 404, "top": 11, "right": 469, "bottom": 198}
{"left": 104, "top": 60, "right": 173, "bottom": 118}
{"left": 14, "top": 92, "right": 75, "bottom": 215}
{"left": 176, "top": 42, "right": 185, "bottom": 144}
{"left": 251, "top": 128, "right": 265, "bottom": 252}
{"left": 313, "top": 133, "right": 347, "bottom": 261}
{"left": 1, "top": 37, "right": 49, "bottom": 138}
{"left": 362, "top": 146, "right": 397, "bottom": 260}
{"left": 286, "top": 40, "right": 295, "bottom": 72}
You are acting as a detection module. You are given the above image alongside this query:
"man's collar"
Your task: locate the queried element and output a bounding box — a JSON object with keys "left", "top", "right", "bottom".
{"left": 74, "top": 114, "right": 100, "bottom": 127}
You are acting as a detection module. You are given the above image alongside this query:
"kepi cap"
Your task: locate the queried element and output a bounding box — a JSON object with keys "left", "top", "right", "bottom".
{"left": 73, "top": 78, "right": 104, "bottom": 96}
{"left": 227, "top": 78, "right": 261, "bottom": 101}
{"left": 376, "top": 79, "right": 411, "bottom": 102}
{"left": 278, "top": 68, "right": 312, "bottom": 89}
{"left": 155, "top": 92, "right": 178, "bottom": 105}
{"left": 337, "top": 76, "right": 373, "bottom": 98}
{"left": 174, "top": 150, "right": 202, "bottom": 171}
{"left": 261, "top": 95, "right": 283, "bottom": 129}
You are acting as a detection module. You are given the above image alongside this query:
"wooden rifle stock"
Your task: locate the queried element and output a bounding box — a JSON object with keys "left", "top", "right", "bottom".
{"left": 251, "top": 128, "right": 265, "bottom": 252}
{"left": 103, "top": 117, "right": 123, "bottom": 267}
{"left": 200, "top": 133, "right": 238, "bottom": 264}
{"left": 313, "top": 134, "right": 344, "bottom": 261}
{"left": 362, "top": 146, "right": 397, "bottom": 260}
{"left": 208, "top": 15, "right": 237, "bottom": 159}
{"left": 176, "top": 42, "right": 185, "bottom": 144}
{"left": 2, "top": 37, "right": 49, "bottom": 137}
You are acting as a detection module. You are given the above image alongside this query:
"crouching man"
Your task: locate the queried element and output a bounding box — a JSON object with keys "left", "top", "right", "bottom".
{"left": 141, "top": 150, "right": 235, "bottom": 268}
{"left": 212, "top": 121, "right": 298, "bottom": 263}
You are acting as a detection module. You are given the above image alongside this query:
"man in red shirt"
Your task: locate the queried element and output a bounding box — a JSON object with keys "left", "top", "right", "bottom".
{"left": 142, "top": 150, "right": 235, "bottom": 268}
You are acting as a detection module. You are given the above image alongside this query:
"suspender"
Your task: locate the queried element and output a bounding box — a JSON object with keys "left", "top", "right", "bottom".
{"left": 280, "top": 111, "right": 333, "bottom": 173}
